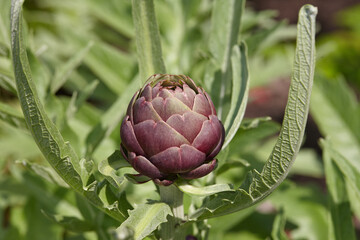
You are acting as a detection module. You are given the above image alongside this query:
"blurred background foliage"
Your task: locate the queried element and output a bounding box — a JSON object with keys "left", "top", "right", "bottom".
{"left": 0, "top": 0, "right": 359, "bottom": 239}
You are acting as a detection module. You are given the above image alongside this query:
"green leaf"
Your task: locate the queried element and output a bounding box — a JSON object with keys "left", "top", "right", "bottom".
{"left": 206, "top": 0, "right": 244, "bottom": 119}
{"left": 0, "top": 72, "right": 17, "bottom": 94}
{"left": 66, "top": 79, "right": 99, "bottom": 120}
{"left": 322, "top": 140, "right": 356, "bottom": 240}
{"left": 98, "top": 150, "right": 130, "bottom": 190}
{"left": 85, "top": 78, "right": 140, "bottom": 157}
{"left": 321, "top": 139, "right": 360, "bottom": 219}
{"left": 271, "top": 209, "right": 289, "bottom": 240}
{"left": 115, "top": 202, "right": 172, "bottom": 240}
{"left": 42, "top": 210, "right": 94, "bottom": 232}
{"left": 310, "top": 76, "right": 360, "bottom": 170}
{"left": 178, "top": 183, "right": 234, "bottom": 197}
{"left": 222, "top": 42, "right": 249, "bottom": 149}
{"left": 51, "top": 41, "right": 93, "bottom": 94}
{"left": 0, "top": 101, "right": 27, "bottom": 130}
{"left": 190, "top": 5, "right": 317, "bottom": 220}
{"left": 132, "top": 0, "right": 166, "bottom": 81}
{"left": 82, "top": 40, "right": 135, "bottom": 95}
{"left": 10, "top": 0, "right": 129, "bottom": 223}
{"left": 18, "top": 159, "right": 68, "bottom": 188}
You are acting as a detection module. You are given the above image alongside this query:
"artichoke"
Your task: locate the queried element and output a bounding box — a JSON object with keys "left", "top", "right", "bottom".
{"left": 120, "top": 74, "right": 224, "bottom": 186}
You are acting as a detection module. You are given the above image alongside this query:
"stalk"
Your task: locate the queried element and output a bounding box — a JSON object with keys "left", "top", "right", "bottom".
{"left": 159, "top": 184, "right": 185, "bottom": 240}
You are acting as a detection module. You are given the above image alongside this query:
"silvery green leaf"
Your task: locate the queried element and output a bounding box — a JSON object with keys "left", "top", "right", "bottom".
{"left": 190, "top": 5, "right": 317, "bottom": 220}
{"left": 50, "top": 41, "right": 93, "bottom": 94}
{"left": 222, "top": 42, "right": 249, "bottom": 149}
{"left": 85, "top": 78, "right": 140, "bottom": 157}
{"left": 10, "top": 0, "right": 130, "bottom": 223}
{"left": 0, "top": 101, "right": 27, "bottom": 130}
{"left": 115, "top": 202, "right": 172, "bottom": 240}
{"left": 132, "top": 0, "right": 166, "bottom": 81}
{"left": 177, "top": 183, "right": 234, "bottom": 197}
{"left": 98, "top": 150, "right": 130, "bottom": 190}
{"left": 207, "top": 0, "right": 244, "bottom": 119}
{"left": 42, "top": 210, "right": 94, "bottom": 232}
{"left": 18, "top": 159, "right": 68, "bottom": 188}
{"left": 322, "top": 139, "right": 356, "bottom": 240}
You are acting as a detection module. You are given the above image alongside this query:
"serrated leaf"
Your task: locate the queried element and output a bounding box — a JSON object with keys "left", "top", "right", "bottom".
{"left": 322, "top": 139, "right": 356, "bottom": 240}
{"left": 51, "top": 41, "right": 93, "bottom": 94}
{"left": 222, "top": 42, "right": 249, "bottom": 149}
{"left": 115, "top": 202, "right": 172, "bottom": 240}
{"left": 10, "top": 0, "right": 129, "bottom": 223}
{"left": 0, "top": 101, "right": 27, "bottom": 130}
{"left": 178, "top": 183, "right": 234, "bottom": 197}
{"left": 132, "top": 0, "right": 166, "bottom": 81}
{"left": 98, "top": 150, "right": 130, "bottom": 189}
{"left": 190, "top": 5, "right": 317, "bottom": 220}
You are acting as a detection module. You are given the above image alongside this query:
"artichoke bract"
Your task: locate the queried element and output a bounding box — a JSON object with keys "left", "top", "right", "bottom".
{"left": 120, "top": 74, "right": 224, "bottom": 186}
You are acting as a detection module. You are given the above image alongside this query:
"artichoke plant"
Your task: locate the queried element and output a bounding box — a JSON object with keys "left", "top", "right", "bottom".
{"left": 120, "top": 74, "right": 225, "bottom": 185}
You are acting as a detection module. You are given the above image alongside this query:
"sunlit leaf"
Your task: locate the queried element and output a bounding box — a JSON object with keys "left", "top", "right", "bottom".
{"left": 178, "top": 183, "right": 234, "bottom": 197}
{"left": 206, "top": 0, "right": 244, "bottom": 119}
{"left": 115, "top": 202, "right": 172, "bottom": 240}
{"left": 132, "top": 0, "right": 166, "bottom": 81}
{"left": 222, "top": 42, "right": 249, "bottom": 149}
{"left": 322, "top": 140, "right": 356, "bottom": 240}
{"left": 190, "top": 5, "right": 317, "bottom": 220}
{"left": 10, "top": 0, "right": 129, "bottom": 223}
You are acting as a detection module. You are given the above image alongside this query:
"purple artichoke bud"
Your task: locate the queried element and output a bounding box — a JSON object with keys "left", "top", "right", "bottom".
{"left": 120, "top": 74, "right": 225, "bottom": 186}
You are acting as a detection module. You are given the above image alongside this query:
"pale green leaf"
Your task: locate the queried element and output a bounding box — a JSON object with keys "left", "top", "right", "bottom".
{"left": 10, "top": 0, "right": 129, "bottom": 223}
{"left": 190, "top": 5, "right": 317, "bottom": 220}
{"left": 98, "top": 150, "right": 130, "bottom": 189}
{"left": 222, "top": 42, "right": 249, "bottom": 149}
{"left": 310, "top": 76, "right": 360, "bottom": 170}
{"left": 85, "top": 78, "right": 140, "bottom": 157}
{"left": 132, "top": 0, "right": 166, "bottom": 81}
{"left": 116, "top": 202, "right": 172, "bottom": 240}
{"left": 271, "top": 209, "right": 289, "bottom": 240}
{"left": 0, "top": 101, "right": 27, "bottom": 130}
{"left": 0, "top": 72, "right": 17, "bottom": 94}
{"left": 66, "top": 79, "right": 99, "bottom": 120}
{"left": 321, "top": 139, "right": 360, "bottom": 219}
{"left": 51, "top": 41, "right": 93, "bottom": 94}
{"left": 18, "top": 159, "right": 68, "bottom": 188}
{"left": 206, "top": 0, "right": 244, "bottom": 119}
{"left": 322, "top": 139, "right": 356, "bottom": 240}
{"left": 42, "top": 210, "right": 94, "bottom": 232}
{"left": 82, "top": 40, "right": 135, "bottom": 95}
{"left": 178, "top": 183, "right": 234, "bottom": 197}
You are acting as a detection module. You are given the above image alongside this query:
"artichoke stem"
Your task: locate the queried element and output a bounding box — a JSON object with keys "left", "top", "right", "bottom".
{"left": 159, "top": 184, "right": 185, "bottom": 240}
